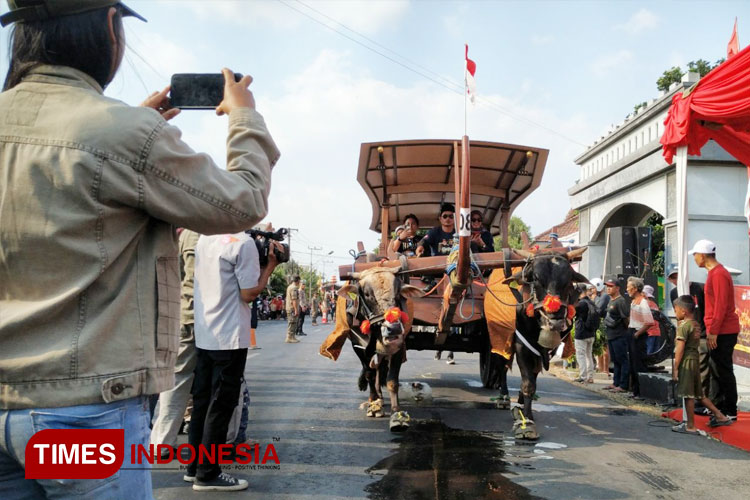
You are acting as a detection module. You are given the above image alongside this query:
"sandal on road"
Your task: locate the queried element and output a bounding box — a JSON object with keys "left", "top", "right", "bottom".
{"left": 671, "top": 423, "right": 700, "bottom": 435}
{"left": 708, "top": 417, "right": 733, "bottom": 428}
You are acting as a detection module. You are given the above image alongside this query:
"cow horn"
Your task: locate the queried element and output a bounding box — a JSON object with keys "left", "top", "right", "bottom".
{"left": 515, "top": 249, "right": 535, "bottom": 260}
{"left": 502, "top": 270, "right": 525, "bottom": 285}
{"left": 386, "top": 266, "right": 402, "bottom": 274}
{"left": 565, "top": 247, "right": 587, "bottom": 261}
{"left": 350, "top": 272, "right": 361, "bottom": 280}
{"left": 572, "top": 271, "right": 590, "bottom": 284}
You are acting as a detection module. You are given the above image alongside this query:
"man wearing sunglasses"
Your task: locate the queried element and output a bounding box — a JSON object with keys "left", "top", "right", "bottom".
{"left": 416, "top": 202, "right": 456, "bottom": 257}
{"left": 469, "top": 210, "right": 495, "bottom": 253}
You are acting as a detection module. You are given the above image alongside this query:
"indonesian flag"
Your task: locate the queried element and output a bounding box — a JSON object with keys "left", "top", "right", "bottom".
{"left": 728, "top": 18, "right": 740, "bottom": 58}
{"left": 465, "top": 44, "right": 476, "bottom": 104}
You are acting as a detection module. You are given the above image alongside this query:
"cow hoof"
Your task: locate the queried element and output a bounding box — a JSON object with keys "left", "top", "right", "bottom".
{"left": 495, "top": 394, "right": 510, "bottom": 410}
{"left": 511, "top": 407, "right": 539, "bottom": 440}
{"left": 389, "top": 411, "right": 410, "bottom": 432}
{"left": 513, "top": 420, "right": 539, "bottom": 440}
{"left": 366, "top": 399, "right": 384, "bottom": 418}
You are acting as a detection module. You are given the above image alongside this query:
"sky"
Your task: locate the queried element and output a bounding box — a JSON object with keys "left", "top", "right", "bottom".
{"left": 0, "top": 0, "right": 745, "bottom": 274}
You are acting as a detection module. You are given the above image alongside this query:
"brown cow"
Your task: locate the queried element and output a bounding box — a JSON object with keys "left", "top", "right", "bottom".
{"left": 337, "top": 266, "right": 423, "bottom": 431}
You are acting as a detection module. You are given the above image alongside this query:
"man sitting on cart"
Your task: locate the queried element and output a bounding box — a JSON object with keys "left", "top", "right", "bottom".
{"left": 416, "top": 202, "right": 456, "bottom": 257}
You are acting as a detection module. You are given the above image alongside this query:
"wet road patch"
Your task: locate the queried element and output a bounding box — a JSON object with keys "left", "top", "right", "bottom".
{"left": 365, "top": 419, "right": 542, "bottom": 499}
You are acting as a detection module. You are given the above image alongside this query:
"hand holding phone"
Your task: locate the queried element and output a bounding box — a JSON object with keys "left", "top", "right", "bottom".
{"left": 140, "top": 86, "right": 180, "bottom": 121}
{"left": 216, "top": 68, "right": 254, "bottom": 116}
{"left": 169, "top": 69, "right": 253, "bottom": 113}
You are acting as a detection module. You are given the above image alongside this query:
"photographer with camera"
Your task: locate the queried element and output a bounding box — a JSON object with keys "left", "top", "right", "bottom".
{"left": 0, "top": 1, "right": 279, "bottom": 498}
{"left": 187, "top": 229, "right": 283, "bottom": 491}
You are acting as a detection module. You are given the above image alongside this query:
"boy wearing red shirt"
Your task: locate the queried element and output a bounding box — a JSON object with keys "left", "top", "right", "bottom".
{"left": 689, "top": 239, "right": 740, "bottom": 420}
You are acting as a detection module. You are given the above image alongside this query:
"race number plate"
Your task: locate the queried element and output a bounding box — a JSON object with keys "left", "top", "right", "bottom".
{"left": 458, "top": 208, "right": 471, "bottom": 237}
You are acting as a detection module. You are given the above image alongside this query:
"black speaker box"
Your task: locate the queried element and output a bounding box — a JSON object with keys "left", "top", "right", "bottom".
{"left": 606, "top": 227, "right": 638, "bottom": 276}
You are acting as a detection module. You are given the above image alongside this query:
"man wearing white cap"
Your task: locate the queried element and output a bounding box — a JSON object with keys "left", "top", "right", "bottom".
{"left": 689, "top": 239, "right": 740, "bottom": 420}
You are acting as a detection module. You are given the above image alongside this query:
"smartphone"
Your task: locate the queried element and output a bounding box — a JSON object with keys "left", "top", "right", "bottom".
{"left": 169, "top": 73, "right": 242, "bottom": 110}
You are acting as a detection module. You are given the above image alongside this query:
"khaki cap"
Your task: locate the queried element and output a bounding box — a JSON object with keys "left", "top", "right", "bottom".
{"left": 1, "top": 0, "right": 146, "bottom": 27}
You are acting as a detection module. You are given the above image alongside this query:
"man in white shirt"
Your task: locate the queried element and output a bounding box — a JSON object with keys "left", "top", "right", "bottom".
{"left": 186, "top": 232, "right": 280, "bottom": 491}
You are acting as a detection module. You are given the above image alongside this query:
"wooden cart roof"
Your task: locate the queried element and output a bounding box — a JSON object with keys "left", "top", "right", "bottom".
{"left": 358, "top": 139, "right": 549, "bottom": 234}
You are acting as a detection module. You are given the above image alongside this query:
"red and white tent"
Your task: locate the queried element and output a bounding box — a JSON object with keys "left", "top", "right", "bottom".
{"left": 660, "top": 43, "right": 750, "bottom": 294}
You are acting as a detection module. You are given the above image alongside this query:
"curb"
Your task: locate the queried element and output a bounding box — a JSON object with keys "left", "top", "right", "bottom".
{"left": 548, "top": 364, "right": 672, "bottom": 419}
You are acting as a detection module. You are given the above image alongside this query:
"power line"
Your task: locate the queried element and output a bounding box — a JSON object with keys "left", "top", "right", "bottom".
{"left": 290, "top": 249, "right": 350, "bottom": 260}
{"left": 295, "top": 0, "right": 461, "bottom": 92}
{"left": 278, "top": 0, "right": 587, "bottom": 148}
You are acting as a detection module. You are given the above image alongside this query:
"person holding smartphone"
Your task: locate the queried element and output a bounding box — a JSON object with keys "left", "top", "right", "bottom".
{"left": 469, "top": 210, "right": 494, "bottom": 253}
{"left": 0, "top": 1, "right": 279, "bottom": 498}
{"left": 390, "top": 214, "right": 421, "bottom": 257}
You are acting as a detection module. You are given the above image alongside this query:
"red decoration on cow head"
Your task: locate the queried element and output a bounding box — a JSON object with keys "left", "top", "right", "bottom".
{"left": 360, "top": 319, "right": 371, "bottom": 335}
{"left": 567, "top": 305, "right": 576, "bottom": 319}
{"left": 526, "top": 303, "right": 535, "bottom": 318}
{"left": 542, "top": 294, "right": 562, "bottom": 313}
{"left": 384, "top": 307, "right": 402, "bottom": 324}
{"left": 400, "top": 310, "right": 409, "bottom": 324}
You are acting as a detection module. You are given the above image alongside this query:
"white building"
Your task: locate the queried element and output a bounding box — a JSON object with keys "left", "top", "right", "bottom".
{"left": 569, "top": 72, "right": 749, "bottom": 288}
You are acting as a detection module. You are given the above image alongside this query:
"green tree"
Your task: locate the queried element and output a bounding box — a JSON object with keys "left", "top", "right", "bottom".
{"left": 493, "top": 215, "right": 531, "bottom": 250}
{"left": 267, "top": 264, "right": 289, "bottom": 297}
{"left": 645, "top": 212, "right": 664, "bottom": 277}
{"left": 656, "top": 59, "right": 725, "bottom": 93}
{"left": 656, "top": 66, "right": 685, "bottom": 92}
{"left": 266, "top": 259, "right": 323, "bottom": 299}
{"left": 687, "top": 58, "right": 724, "bottom": 77}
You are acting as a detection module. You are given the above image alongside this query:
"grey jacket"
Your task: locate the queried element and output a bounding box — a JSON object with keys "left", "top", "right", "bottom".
{"left": 0, "top": 65, "right": 279, "bottom": 409}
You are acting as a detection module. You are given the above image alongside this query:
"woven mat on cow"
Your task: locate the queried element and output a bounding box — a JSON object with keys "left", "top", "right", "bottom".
{"left": 484, "top": 267, "right": 576, "bottom": 361}
{"left": 319, "top": 291, "right": 415, "bottom": 362}
{"left": 484, "top": 268, "right": 520, "bottom": 360}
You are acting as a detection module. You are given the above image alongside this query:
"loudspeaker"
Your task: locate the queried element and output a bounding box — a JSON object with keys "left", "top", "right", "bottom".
{"left": 606, "top": 227, "right": 638, "bottom": 277}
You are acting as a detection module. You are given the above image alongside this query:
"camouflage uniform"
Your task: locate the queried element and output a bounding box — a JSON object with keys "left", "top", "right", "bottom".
{"left": 285, "top": 282, "right": 300, "bottom": 342}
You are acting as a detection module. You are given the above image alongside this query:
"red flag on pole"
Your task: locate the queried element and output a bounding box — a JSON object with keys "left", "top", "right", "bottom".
{"left": 465, "top": 44, "right": 476, "bottom": 104}
{"left": 728, "top": 18, "right": 740, "bottom": 58}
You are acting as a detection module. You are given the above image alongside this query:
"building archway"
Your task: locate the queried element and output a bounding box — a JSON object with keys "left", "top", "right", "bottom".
{"left": 591, "top": 202, "right": 663, "bottom": 243}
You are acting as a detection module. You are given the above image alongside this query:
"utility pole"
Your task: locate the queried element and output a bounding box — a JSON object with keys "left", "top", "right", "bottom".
{"left": 308, "top": 245, "right": 322, "bottom": 302}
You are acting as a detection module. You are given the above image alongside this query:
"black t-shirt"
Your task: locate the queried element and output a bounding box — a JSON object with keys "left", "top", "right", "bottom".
{"left": 421, "top": 227, "right": 455, "bottom": 256}
{"left": 470, "top": 230, "right": 495, "bottom": 253}
{"left": 670, "top": 282, "right": 706, "bottom": 335}
{"left": 574, "top": 297, "right": 598, "bottom": 340}
{"left": 395, "top": 236, "right": 419, "bottom": 255}
{"left": 604, "top": 295, "right": 630, "bottom": 339}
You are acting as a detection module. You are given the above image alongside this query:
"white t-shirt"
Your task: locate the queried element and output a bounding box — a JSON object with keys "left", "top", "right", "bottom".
{"left": 194, "top": 232, "right": 260, "bottom": 350}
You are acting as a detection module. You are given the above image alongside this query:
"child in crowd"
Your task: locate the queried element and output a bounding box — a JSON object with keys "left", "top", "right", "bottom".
{"left": 672, "top": 295, "right": 732, "bottom": 434}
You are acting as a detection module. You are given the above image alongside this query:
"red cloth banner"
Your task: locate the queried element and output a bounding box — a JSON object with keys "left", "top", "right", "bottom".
{"left": 728, "top": 18, "right": 740, "bottom": 59}
{"left": 734, "top": 285, "right": 750, "bottom": 368}
{"left": 661, "top": 44, "right": 750, "bottom": 167}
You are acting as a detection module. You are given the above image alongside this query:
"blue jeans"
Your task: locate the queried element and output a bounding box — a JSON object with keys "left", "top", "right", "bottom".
{"left": 646, "top": 335, "right": 661, "bottom": 354}
{"left": 0, "top": 397, "right": 153, "bottom": 500}
{"left": 608, "top": 336, "right": 630, "bottom": 390}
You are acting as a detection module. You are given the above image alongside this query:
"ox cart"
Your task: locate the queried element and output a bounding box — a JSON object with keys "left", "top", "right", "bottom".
{"left": 322, "top": 137, "right": 588, "bottom": 439}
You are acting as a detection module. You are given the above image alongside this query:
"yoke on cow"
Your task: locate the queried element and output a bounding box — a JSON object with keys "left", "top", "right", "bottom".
{"left": 320, "top": 137, "right": 589, "bottom": 438}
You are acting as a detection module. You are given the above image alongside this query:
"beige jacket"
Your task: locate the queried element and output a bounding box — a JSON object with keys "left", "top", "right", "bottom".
{"left": 0, "top": 66, "right": 279, "bottom": 409}
{"left": 179, "top": 229, "right": 201, "bottom": 326}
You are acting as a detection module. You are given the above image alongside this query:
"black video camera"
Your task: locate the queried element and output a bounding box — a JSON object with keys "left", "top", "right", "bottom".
{"left": 246, "top": 227, "right": 290, "bottom": 268}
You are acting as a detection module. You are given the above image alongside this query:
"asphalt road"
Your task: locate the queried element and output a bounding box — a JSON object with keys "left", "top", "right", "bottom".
{"left": 152, "top": 319, "right": 749, "bottom": 500}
